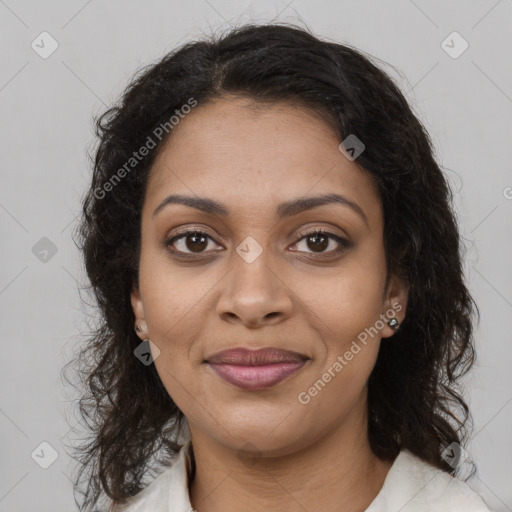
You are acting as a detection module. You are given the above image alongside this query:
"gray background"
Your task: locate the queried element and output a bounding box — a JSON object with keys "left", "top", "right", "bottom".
{"left": 0, "top": 1, "right": 511, "bottom": 510}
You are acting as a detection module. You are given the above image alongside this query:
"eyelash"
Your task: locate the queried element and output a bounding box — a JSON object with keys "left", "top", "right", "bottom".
{"left": 164, "top": 227, "right": 351, "bottom": 260}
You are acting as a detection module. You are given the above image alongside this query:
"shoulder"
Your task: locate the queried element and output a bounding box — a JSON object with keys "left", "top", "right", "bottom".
{"left": 367, "top": 449, "right": 493, "bottom": 512}
{"left": 110, "top": 441, "right": 194, "bottom": 512}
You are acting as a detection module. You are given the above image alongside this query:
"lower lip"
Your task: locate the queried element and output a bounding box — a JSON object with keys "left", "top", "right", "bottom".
{"left": 207, "top": 361, "right": 307, "bottom": 390}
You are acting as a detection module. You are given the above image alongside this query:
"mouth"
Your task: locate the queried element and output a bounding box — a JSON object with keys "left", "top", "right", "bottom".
{"left": 204, "top": 347, "right": 310, "bottom": 390}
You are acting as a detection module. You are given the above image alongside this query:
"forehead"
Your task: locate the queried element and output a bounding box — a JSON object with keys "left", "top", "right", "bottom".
{"left": 144, "top": 96, "right": 382, "bottom": 228}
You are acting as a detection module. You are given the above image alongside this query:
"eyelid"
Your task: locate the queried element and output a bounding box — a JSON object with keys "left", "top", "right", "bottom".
{"left": 164, "top": 226, "right": 222, "bottom": 257}
{"left": 293, "top": 224, "right": 350, "bottom": 243}
{"left": 289, "top": 227, "right": 351, "bottom": 257}
{"left": 171, "top": 225, "right": 224, "bottom": 244}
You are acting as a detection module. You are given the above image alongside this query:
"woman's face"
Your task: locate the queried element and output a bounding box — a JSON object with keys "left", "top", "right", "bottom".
{"left": 131, "top": 95, "right": 408, "bottom": 455}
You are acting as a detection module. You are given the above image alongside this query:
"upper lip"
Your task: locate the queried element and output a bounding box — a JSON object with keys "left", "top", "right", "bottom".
{"left": 206, "top": 347, "right": 309, "bottom": 365}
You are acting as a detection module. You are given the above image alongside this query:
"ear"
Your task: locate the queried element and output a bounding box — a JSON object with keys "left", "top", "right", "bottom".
{"left": 381, "top": 272, "right": 409, "bottom": 339}
{"left": 131, "top": 286, "right": 148, "bottom": 341}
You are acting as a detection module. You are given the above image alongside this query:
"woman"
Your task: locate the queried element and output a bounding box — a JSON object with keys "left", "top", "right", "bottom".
{"left": 69, "top": 22, "right": 492, "bottom": 511}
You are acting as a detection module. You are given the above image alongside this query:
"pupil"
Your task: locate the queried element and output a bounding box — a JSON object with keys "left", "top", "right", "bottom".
{"left": 187, "top": 233, "right": 207, "bottom": 252}
{"left": 309, "top": 234, "right": 328, "bottom": 252}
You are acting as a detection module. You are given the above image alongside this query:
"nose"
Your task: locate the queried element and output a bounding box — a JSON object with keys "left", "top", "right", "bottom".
{"left": 215, "top": 243, "right": 294, "bottom": 328}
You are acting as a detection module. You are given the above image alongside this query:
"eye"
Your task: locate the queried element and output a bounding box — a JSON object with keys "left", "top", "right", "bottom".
{"left": 290, "top": 228, "right": 351, "bottom": 257}
{"left": 165, "top": 229, "right": 220, "bottom": 258}
{"left": 165, "top": 227, "right": 351, "bottom": 259}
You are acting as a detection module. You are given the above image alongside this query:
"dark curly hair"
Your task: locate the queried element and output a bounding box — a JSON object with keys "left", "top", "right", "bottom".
{"left": 63, "top": 21, "right": 479, "bottom": 511}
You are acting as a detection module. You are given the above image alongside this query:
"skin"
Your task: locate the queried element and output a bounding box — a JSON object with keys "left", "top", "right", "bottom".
{"left": 131, "top": 95, "right": 409, "bottom": 512}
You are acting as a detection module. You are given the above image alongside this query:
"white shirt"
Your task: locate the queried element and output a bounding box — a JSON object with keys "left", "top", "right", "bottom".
{"left": 112, "top": 441, "right": 492, "bottom": 511}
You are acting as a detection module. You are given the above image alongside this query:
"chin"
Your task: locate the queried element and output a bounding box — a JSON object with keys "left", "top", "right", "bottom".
{"left": 204, "top": 411, "right": 312, "bottom": 456}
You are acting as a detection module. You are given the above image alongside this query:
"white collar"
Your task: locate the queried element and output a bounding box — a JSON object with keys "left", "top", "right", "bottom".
{"left": 112, "top": 440, "right": 194, "bottom": 512}
{"left": 115, "top": 442, "right": 490, "bottom": 511}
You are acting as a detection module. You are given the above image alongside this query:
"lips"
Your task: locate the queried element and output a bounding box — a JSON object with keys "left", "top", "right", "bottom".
{"left": 205, "top": 347, "right": 309, "bottom": 390}
{"left": 207, "top": 347, "right": 309, "bottom": 365}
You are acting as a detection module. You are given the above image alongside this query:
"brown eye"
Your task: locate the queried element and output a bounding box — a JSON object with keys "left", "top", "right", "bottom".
{"left": 165, "top": 227, "right": 350, "bottom": 261}
{"left": 291, "top": 229, "right": 351, "bottom": 256}
{"left": 166, "top": 230, "right": 218, "bottom": 255}
{"left": 304, "top": 232, "right": 329, "bottom": 252}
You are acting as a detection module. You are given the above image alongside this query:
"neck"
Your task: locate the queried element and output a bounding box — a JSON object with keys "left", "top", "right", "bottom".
{"left": 188, "top": 404, "right": 393, "bottom": 512}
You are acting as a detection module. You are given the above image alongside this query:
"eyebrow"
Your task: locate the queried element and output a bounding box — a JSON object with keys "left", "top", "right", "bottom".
{"left": 152, "top": 193, "right": 369, "bottom": 228}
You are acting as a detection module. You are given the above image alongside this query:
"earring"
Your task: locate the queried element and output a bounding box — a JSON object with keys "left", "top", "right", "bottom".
{"left": 135, "top": 324, "right": 148, "bottom": 338}
{"left": 388, "top": 318, "right": 400, "bottom": 333}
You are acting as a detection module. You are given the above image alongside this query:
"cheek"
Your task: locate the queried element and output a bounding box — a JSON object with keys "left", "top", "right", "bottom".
{"left": 295, "top": 251, "right": 386, "bottom": 394}
{"left": 137, "top": 252, "right": 209, "bottom": 403}
{"left": 299, "top": 254, "right": 386, "bottom": 343}
{"left": 138, "top": 247, "right": 216, "bottom": 341}
{"left": 149, "top": 311, "right": 207, "bottom": 419}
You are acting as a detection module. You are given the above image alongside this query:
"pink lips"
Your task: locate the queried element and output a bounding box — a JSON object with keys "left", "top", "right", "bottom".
{"left": 206, "top": 347, "right": 309, "bottom": 390}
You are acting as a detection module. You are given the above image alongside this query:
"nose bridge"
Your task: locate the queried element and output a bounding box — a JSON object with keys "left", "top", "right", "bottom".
{"left": 230, "top": 234, "right": 277, "bottom": 298}
{"left": 216, "top": 234, "right": 292, "bottom": 324}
